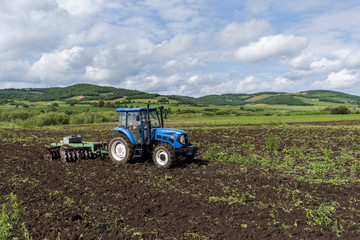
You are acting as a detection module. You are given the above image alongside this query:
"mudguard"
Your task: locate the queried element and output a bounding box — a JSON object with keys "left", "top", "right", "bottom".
{"left": 111, "top": 127, "right": 137, "bottom": 145}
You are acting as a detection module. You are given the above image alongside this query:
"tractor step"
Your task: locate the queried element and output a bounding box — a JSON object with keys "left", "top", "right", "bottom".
{"left": 134, "top": 146, "right": 143, "bottom": 157}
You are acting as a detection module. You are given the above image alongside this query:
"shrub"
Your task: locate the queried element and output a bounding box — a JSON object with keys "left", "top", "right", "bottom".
{"left": 202, "top": 112, "right": 215, "bottom": 116}
{"left": 69, "top": 112, "right": 113, "bottom": 125}
{"left": 24, "top": 112, "right": 69, "bottom": 126}
{"left": 330, "top": 106, "right": 350, "bottom": 114}
{"left": 0, "top": 110, "right": 38, "bottom": 122}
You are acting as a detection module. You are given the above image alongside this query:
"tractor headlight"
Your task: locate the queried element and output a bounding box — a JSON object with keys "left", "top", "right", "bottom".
{"left": 179, "top": 135, "right": 186, "bottom": 145}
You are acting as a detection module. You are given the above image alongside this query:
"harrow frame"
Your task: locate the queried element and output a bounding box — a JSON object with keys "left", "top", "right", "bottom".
{"left": 44, "top": 141, "right": 108, "bottom": 162}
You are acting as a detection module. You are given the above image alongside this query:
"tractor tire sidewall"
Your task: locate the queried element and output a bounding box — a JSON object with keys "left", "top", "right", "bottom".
{"left": 153, "top": 143, "right": 175, "bottom": 168}
{"left": 109, "top": 136, "right": 134, "bottom": 163}
{"left": 177, "top": 153, "right": 188, "bottom": 162}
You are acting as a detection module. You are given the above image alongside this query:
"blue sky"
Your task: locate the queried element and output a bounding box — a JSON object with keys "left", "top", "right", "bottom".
{"left": 1, "top": 0, "right": 360, "bottom": 97}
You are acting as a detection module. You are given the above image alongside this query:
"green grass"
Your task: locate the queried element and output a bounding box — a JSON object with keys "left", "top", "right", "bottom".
{"left": 1, "top": 97, "right": 360, "bottom": 128}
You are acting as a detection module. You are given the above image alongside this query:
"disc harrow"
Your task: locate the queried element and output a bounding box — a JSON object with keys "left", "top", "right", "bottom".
{"left": 44, "top": 136, "right": 108, "bottom": 162}
{"left": 44, "top": 145, "right": 100, "bottom": 162}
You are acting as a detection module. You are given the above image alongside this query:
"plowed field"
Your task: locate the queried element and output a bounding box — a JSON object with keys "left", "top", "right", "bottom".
{"left": 1, "top": 122, "right": 360, "bottom": 239}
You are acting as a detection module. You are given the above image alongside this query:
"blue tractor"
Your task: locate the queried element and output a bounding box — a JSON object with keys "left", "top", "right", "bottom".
{"left": 109, "top": 104, "right": 197, "bottom": 168}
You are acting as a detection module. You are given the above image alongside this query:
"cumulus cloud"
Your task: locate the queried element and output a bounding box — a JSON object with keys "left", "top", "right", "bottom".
{"left": 156, "top": 34, "right": 194, "bottom": 58}
{"left": 2, "top": 0, "right": 360, "bottom": 96}
{"left": 271, "top": 77, "right": 297, "bottom": 91}
{"left": 56, "top": 0, "right": 104, "bottom": 16}
{"left": 235, "top": 35, "right": 308, "bottom": 62}
{"left": 313, "top": 69, "right": 360, "bottom": 89}
{"left": 216, "top": 20, "right": 272, "bottom": 47}
{"left": 235, "top": 76, "right": 269, "bottom": 92}
{"left": 29, "top": 47, "right": 84, "bottom": 81}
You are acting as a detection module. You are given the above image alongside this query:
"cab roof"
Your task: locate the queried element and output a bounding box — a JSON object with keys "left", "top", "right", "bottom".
{"left": 116, "top": 107, "right": 157, "bottom": 112}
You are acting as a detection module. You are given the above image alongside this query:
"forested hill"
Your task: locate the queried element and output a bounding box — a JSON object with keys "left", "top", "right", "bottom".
{"left": 1, "top": 84, "right": 360, "bottom": 106}
{"left": 0, "top": 84, "right": 158, "bottom": 102}
{"left": 188, "top": 90, "right": 360, "bottom": 106}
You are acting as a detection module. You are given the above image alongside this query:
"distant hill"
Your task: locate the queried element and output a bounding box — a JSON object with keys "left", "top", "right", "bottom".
{"left": 1, "top": 84, "right": 360, "bottom": 107}
{"left": 190, "top": 90, "right": 360, "bottom": 106}
{"left": 0, "top": 84, "right": 159, "bottom": 102}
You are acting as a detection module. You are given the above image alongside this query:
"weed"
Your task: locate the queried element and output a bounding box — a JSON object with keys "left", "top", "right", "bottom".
{"left": 241, "top": 223, "right": 248, "bottom": 228}
{"left": 22, "top": 222, "right": 32, "bottom": 240}
{"left": 320, "top": 147, "right": 334, "bottom": 163}
{"left": 305, "top": 202, "right": 342, "bottom": 235}
{"left": 64, "top": 197, "right": 76, "bottom": 207}
{"left": 184, "top": 232, "right": 208, "bottom": 240}
{"left": 240, "top": 192, "right": 250, "bottom": 203}
{"left": 265, "top": 134, "right": 280, "bottom": 152}
{"left": 0, "top": 193, "right": 27, "bottom": 239}
{"left": 203, "top": 146, "right": 217, "bottom": 160}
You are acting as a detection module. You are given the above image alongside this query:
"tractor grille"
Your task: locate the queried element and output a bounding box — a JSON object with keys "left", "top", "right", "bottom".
{"left": 184, "top": 134, "right": 189, "bottom": 145}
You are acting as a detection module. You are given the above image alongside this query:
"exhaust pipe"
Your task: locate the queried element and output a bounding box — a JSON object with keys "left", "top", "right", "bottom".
{"left": 146, "top": 102, "right": 151, "bottom": 145}
{"left": 158, "top": 106, "right": 164, "bottom": 128}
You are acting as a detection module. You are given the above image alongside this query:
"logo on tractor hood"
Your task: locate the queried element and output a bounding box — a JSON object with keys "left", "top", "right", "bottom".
{"left": 154, "top": 128, "right": 187, "bottom": 136}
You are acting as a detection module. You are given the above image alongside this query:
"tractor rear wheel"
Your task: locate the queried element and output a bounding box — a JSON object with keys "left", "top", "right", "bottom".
{"left": 153, "top": 143, "right": 175, "bottom": 168}
{"left": 109, "top": 136, "right": 134, "bottom": 163}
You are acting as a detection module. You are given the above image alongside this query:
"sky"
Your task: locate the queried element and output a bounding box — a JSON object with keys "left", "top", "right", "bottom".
{"left": 1, "top": 0, "right": 360, "bottom": 97}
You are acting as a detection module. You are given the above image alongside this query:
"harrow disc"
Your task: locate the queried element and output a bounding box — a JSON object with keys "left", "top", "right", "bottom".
{"left": 44, "top": 147, "right": 60, "bottom": 161}
{"left": 44, "top": 151, "right": 53, "bottom": 161}
{"left": 60, "top": 145, "right": 70, "bottom": 163}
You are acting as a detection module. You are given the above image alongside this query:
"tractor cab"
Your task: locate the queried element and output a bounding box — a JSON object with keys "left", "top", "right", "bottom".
{"left": 116, "top": 107, "right": 162, "bottom": 144}
{"left": 110, "top": 104, "right": 197, "bottom": 168}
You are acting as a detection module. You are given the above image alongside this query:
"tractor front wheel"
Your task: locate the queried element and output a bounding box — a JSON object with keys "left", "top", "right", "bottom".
{"left": 153, "top": 143, "right": 175, "bottom": 168}
{"left": 109, "top": 136, "right": 134, "bottom": 163}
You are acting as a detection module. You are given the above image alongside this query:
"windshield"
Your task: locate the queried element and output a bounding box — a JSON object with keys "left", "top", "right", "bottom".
{"left": 142, "top": 110, "right": 160, "bottom": 128}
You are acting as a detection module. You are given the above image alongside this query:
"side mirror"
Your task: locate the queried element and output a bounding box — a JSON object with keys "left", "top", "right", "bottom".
{"left": 136, "top": 115, "right": 140, "bottom": 121}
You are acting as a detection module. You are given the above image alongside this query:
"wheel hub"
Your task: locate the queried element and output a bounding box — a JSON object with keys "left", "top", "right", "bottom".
{"left": 156, "top": 150, "right": 168, "bottom": 165}
{"left": 114, "top": 142, "right": 126, "bottom": 160}
{"left": 160, "top": 153, "right": 166, "bottom": 161}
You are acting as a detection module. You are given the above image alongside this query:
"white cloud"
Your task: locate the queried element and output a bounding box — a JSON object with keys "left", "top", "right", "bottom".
{"left": 156, "top": 34, "right": 194, "bottom": 58}
{"left": 84, "top": 66, "right": 111, "bottom": 81}
{"left": 0, "top": 60, "right": 31, "bottom": 81}
{"left": 235, "top": 76, "right": 270, "bottom": 92}
{"left": 310, "top": 57, "right": 341, "bottom": 72}
{"left": 245, "top": 0, "right": 272, "bottom": 14}
{"left": 0, "top": 1, "right": 68, "bottom": 59}
{"left": 313, "top": 69, "right": 359, "bottom": 89}
{"left": 161, "top": 58, "right": 205, "bottom": 74}
{"left": 271, "top": 77, "right": 296, "bottom": 91}
{"left": 2, "top": 0, "right": 360, "bottom": 96}
{"left": 56, "top": 0, "right": 104, "bottom": 16}
{"left": 288, "top": 53, "right": 317, "bottom": 70}
{"left": 29, "top": 47, "right": 84, "bottom": 81}
{"left": 216, "top": 20, "right": 272, "bottom": 47}
{"left": 235, "top": 35, "right": 308, "bottom": 62}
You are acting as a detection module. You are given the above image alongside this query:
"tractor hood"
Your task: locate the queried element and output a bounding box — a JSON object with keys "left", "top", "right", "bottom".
{"left": 152, "top": 128, "right": 188, "bottom": 147}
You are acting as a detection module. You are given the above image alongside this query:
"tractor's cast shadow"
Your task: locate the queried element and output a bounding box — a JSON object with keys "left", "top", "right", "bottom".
{"left": 176, "top": 158, "right": 209, "bottom": 168}
{"left": 131, "top": 156, "right": 209, "bottom": 169}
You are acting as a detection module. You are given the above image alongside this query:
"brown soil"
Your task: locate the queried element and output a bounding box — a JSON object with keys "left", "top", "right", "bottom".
{"left": 0, "top": 122, "right": 359, "bottom": 239}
